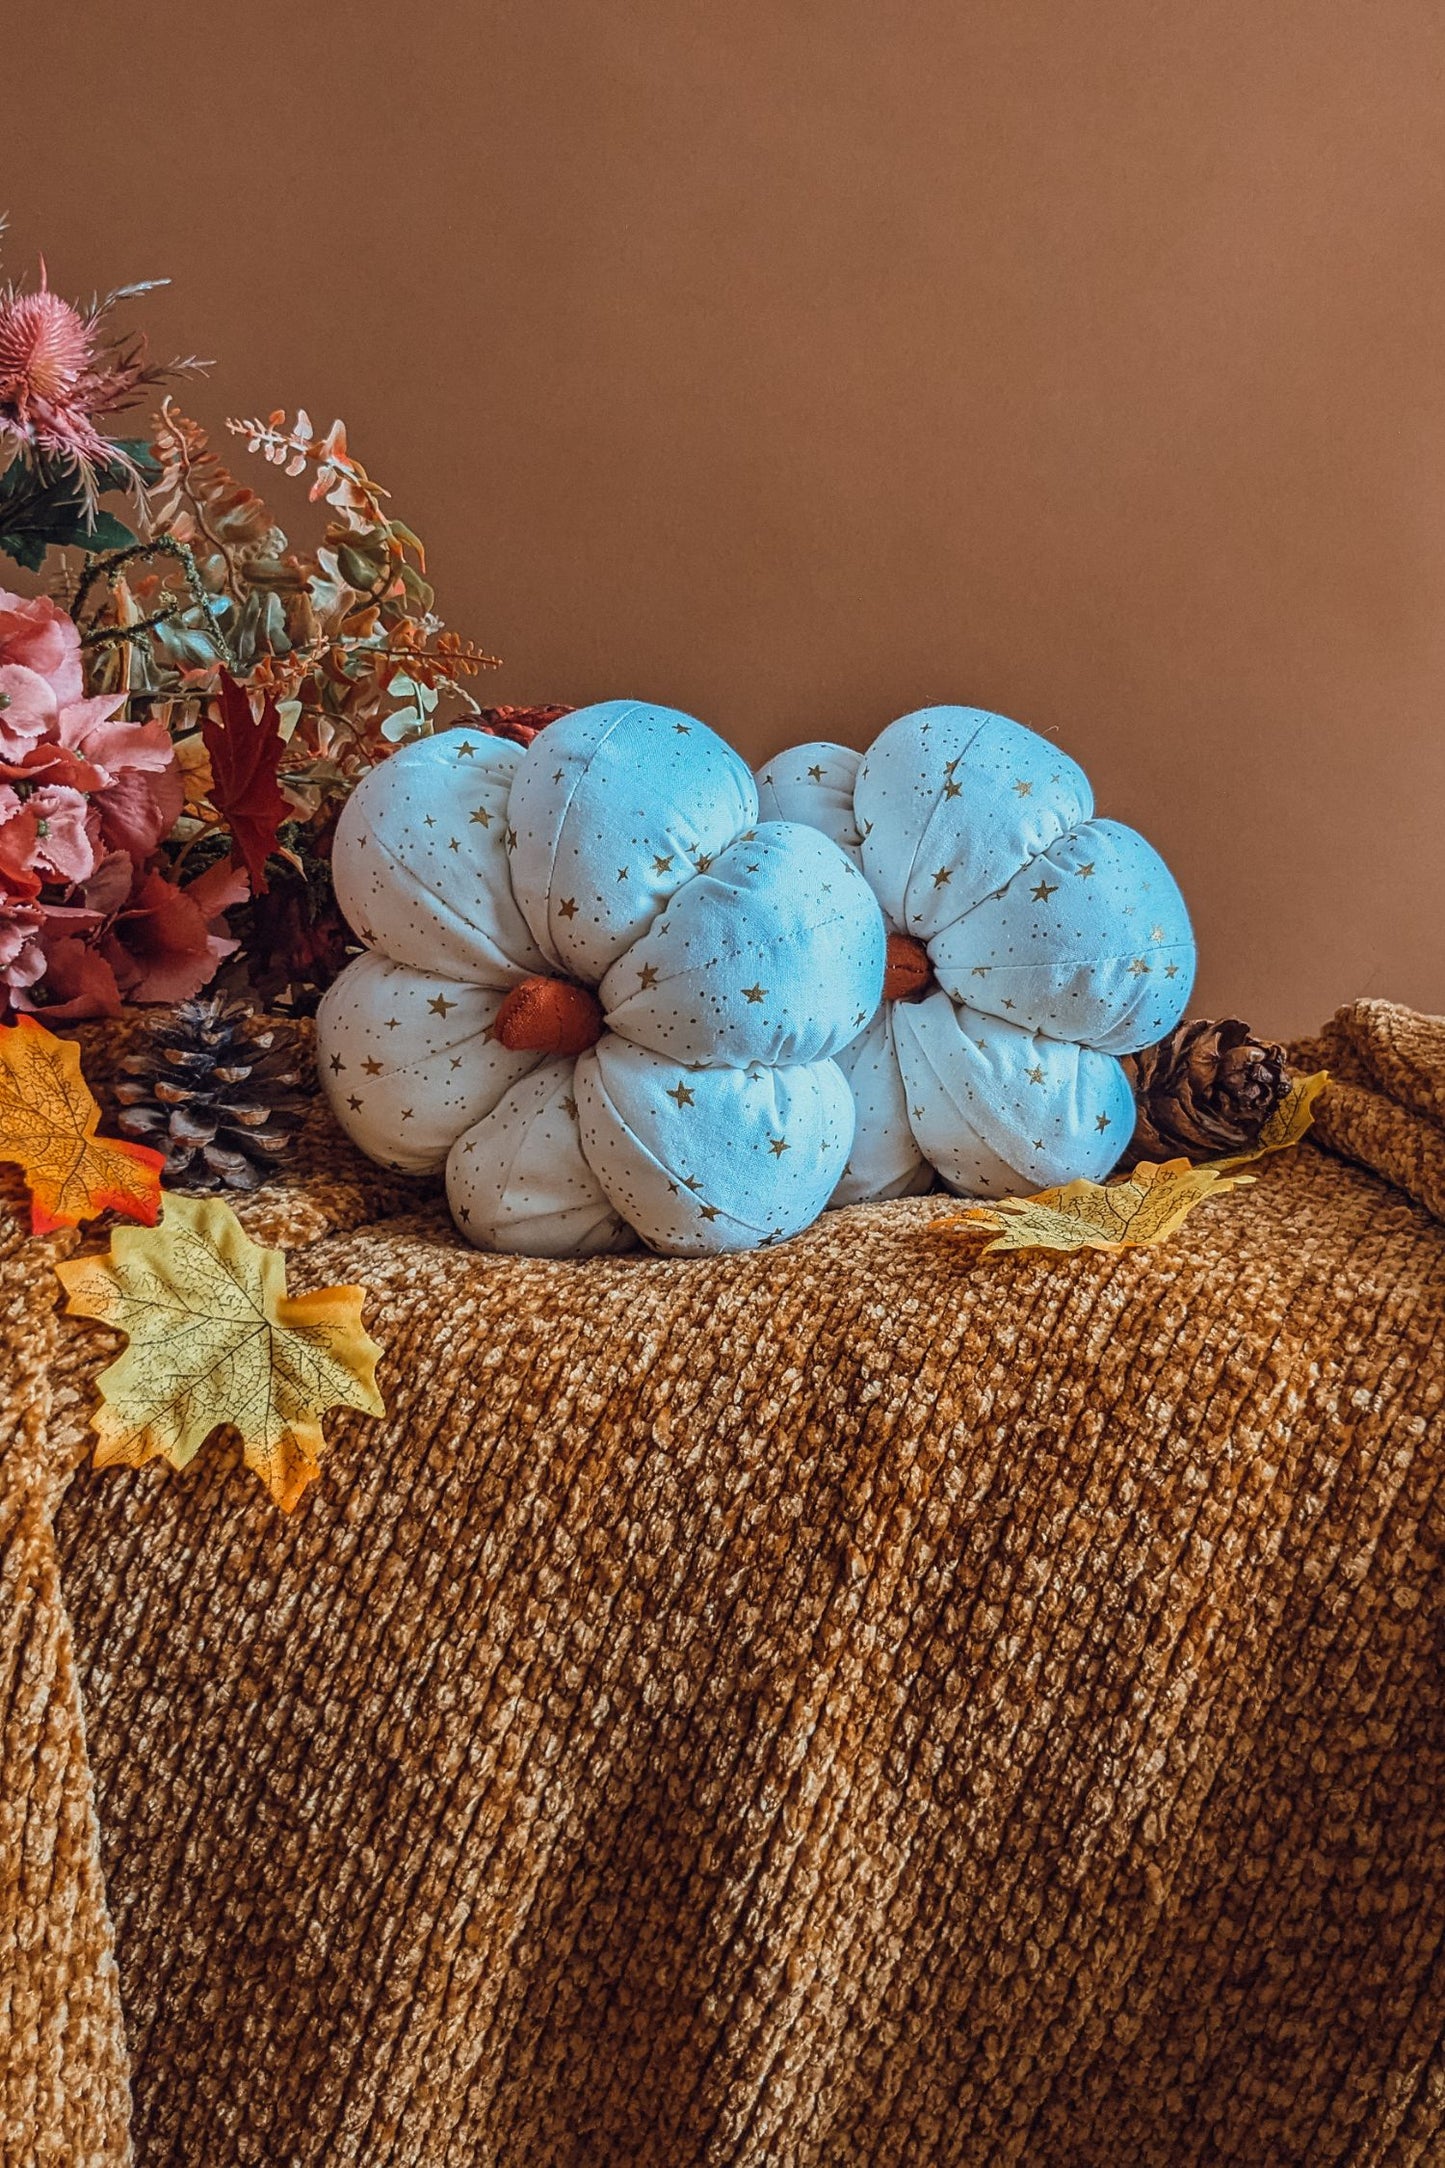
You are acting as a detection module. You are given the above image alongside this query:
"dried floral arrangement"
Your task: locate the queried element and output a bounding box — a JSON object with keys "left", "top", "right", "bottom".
{"left": 0, "top": 237, "right": 534, "bottom": 1022}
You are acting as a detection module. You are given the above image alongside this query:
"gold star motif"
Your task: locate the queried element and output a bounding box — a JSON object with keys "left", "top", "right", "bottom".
{"left": 428, "top": 993, "right": 456, "bottom": 1017}
{"left": 470, "top": 806, "right": 492, "bottom": 827}
{"left": 456, "top": 740, "right": 475, "bottom": 758}
{"left": 674, "top": 722, "right": 691, "bottom": 734}
{"left": 616, "top": 866, "right": 630, "bottom": 882}
{"left": 504, "top": 827, "right": 518, "bottom": 851}
{"left": 971, "top": 964, "right": 991, "bottom": 978}
{"left": 459, "top": 1206, "right": 471, "bottom": 1223}
{"left": 1150, "top": 926, "right": 1165, "bottom": 943}
{"left": 742, "top": 984, "right": 767, "bottom": 1004}
{"left": 1002, "top": 998, "right": 1016, "bottom": 1011}
{"left": 1095, "top": 1113, "right": 1111, "bottom": 1132}
{"left": 557, "top": 896, "right": 579, "bottom": 919}
{"left": 638, "top": 963, "right": 660, "bottom": 989}
{"left": 449, "top": 1056, "right": 463, "bottom": 1071}
{"left": 698, "top": 1203, "right": 720, "bottom": 1221}
{"left": 448, "top": 837, "right": 461, "bottom": 852}
{"left": 682, "top": 1175, "right": 702, "bottom": 1191}
{"left": 401, "top": 1108, "right": 414, "bottom": 1121}
{"left": 423, "top": 814, "right": 437, "bottom": 827}
{"left": 347, "top": 1094, "right": 363, "bottom": 1112}
{"left": 943, "top": 779, "right": 962, "bottom": 799}
{"left": 1164, "top": 962, "right": 1180, "bottom": 979}
{"left": 553, "top": 769, "right": 564, "bottom": 783}
{"left": 362, "top": 1058, "right": 383, "bottom": 1076}
{"left": 695, "top": 853, "right": 713, "bottom": 873}
{"left": 1031, "top": 879, "right": 1059, "bottom": 902}
{"left": 653, "top": 854, "right": 674, "bottom": 874}
{"left": 932, "top": 867, "right": 952, "bottom": 888}
{"left": 384, "top": 1016, "right": 401, "bottom": 1030}
{"left": 768, "top": 1136, "right": 789, "bottom": 1157}
{"left": 1013, "top": 780, "right": 1033, "bottom": 797}
{"left": 328, "top": 1053, "right": 344, "bottom": 1074}
{"left": 1076, "top": 861, "right": 1095, "bottom": 879}
{"left": 1027, "top": 1064, "right": 1045, "bottom": 1084}
{"left": 667, "top": 1082, "right": 696, "bottom": 1108}
{"left": 1128, "top": 957, "right": 1151, "bottom": 976}
{"left": 807, "top": 763, "right": 825, "bottom": 781}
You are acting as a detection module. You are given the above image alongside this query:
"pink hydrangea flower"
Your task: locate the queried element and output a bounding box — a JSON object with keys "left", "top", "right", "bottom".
{"left": 0, "top": 579, "right": 229, "bottom": 1016}
{"left": 0, "top": 892, "right": 46, "bottom": 993}
{"left": 0, "top": 782, "right": 95, "bottom": 886}
{"left": 0, "top": 584, "right": 183, "bottom": 876}
{"left": 0, "top": 589, "right": 85, "bottom": 704}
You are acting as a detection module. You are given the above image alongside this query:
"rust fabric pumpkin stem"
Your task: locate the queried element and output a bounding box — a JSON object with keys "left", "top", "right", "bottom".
{"left": 491, "top": 977, "right": 606, "bottom": 1058}
{"left": 883, "top": 932, "right": 934, "bottom": 1003}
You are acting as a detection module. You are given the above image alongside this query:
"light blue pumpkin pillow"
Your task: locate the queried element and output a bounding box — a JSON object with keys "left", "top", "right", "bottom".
{"left": 315, "top": 700, "right": 885, "bottom": 1256}
{"left": 756, "top": 705, "right": 1195, "bottom": 1203}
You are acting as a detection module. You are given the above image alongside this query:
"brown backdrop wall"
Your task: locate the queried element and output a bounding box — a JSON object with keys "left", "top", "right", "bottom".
{"left": 9, "top": 0, "right": 1445, "bottom": 1036}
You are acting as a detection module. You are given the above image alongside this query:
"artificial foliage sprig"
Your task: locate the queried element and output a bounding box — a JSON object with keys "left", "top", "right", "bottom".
{"left": 0, "top": 233, "right": 506, "bottom": 1021}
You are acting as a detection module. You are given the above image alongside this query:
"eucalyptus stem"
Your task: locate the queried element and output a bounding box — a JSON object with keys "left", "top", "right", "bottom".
{"left": 80, "top": 610, "right": 183, "bottom": 651}
{"left": 71, "top": 532, "right": 239, "bottom": 670}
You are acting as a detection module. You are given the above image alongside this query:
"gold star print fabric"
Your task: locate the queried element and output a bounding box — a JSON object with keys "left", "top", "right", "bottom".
{"left": 315, "top": 704, "right": 887, "bottom": 1256}
{"left": 599, "top": 824, "right": 882, "bottom": 1067}
{"left": 315, "top": 953, "right": 538, "bottom": 1173}
{"left": 756, "top": 706, "right": 1196, "bottom": 1207}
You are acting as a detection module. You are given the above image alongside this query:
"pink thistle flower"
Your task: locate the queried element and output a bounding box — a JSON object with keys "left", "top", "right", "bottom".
{"left": 0, "top": 262, "right": 201, "bottom": 508}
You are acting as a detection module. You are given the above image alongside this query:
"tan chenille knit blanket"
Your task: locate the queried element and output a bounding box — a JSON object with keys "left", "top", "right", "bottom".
{"left": 4, "top": 999, "right": 1445, "bottom": 2167}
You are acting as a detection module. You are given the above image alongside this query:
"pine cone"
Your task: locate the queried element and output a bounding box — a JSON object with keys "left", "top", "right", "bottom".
{"left": 113, "top": 996, "right": 315, "bottom": 1193}
{"left": 1124, "top": 1017, "right": 1289, "bottom": 1164}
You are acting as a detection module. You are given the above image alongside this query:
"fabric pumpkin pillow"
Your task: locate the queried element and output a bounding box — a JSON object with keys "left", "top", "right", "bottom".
{"left": 755, "top": 705, "right": 1196, "bottom": 1204}
{"left": 315, "top": 701, "right": 885, "bottom": 1256}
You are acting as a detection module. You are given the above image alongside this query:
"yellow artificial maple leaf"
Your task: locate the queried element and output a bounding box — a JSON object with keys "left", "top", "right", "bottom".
{"left": 951, "top": 1157, "right": 1255, "bottom": 1254}
{"left": 0, "top": 1013, "right": 164, "bottom": 1236}
{"left": 57, "top": 1192, "right": 385, "bottom": 1511}
{"left": 943, "top": 1068, "right": 1330, "bottom": 1258}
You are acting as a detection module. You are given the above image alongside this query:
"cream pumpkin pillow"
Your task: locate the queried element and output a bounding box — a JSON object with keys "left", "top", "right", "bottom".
{"left": 315, "top": 700, "right": 885, "bottom": 1255}
{"left": 756, "top": 705, "right": 1196, "bottom": 1204}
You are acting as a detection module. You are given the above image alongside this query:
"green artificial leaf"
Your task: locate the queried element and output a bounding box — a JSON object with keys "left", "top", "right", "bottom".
{"left": 77, "top": 510, "right": 140, "bottom": 553}
{"left": 0, "top": 451, "right": 142, "bottom": 570}
{"left": 105, "top": 438, "right": 163, "bottom": 488}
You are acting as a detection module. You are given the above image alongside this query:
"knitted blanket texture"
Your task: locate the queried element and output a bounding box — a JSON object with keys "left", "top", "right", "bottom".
{"left": 3, "top": 999, "right": 1444, "bottom": 2166}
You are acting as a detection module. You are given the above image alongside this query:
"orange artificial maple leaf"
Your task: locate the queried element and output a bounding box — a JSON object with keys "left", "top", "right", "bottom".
{"left": 0, "top": 1014, "right": 164, "bottom": 1235}
{"left": 58, "top": 1192, "right": 386, "bottom": 1511}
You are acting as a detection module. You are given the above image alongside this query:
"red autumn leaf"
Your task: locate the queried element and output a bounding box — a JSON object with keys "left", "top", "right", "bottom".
{"left": 202, "top": 673, "right": 290, "bottom": 894}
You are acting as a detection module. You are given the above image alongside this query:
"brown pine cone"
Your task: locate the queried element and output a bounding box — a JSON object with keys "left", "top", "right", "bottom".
{"left": 1124, "top": 1017, "right": 1289, "bottom": 1165}
{"left": 113, "top": 995, "right": 315, "bottom": 1192}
